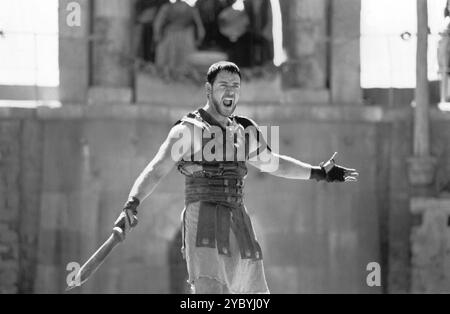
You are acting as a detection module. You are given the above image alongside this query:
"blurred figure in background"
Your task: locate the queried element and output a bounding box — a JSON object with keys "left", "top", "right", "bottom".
{"left": 218, "top": 0, "right": 273, "bottom": 68}
{"left": 196, "top": 0, "right": 234, "bottom": 51}
{"left": 244, "top": 0, "right": 273, "bottom": 66}
{"left": 153, "top": 0, "right": 205, "bottom": 80}
{"left": 218, "top": 0, "right": 252, "bottom": 66}
{"left": 134, "top": 0, "right": 167, "bottom": 63}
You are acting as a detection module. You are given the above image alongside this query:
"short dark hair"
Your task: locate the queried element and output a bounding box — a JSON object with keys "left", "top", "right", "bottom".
{"left": 206, "top": 61, "right": 241, "bottom": 85}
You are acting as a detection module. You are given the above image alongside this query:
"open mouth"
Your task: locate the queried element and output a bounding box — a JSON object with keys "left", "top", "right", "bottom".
{"left": 223, "top": 99, "right": 233, "bottom": 107}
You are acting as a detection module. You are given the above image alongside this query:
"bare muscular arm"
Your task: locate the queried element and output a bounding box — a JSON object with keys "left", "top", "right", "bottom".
{"left": 127, "top": 123, "right": 200, "bottom": 202}
{"left": 246, "top": 125, "right": 358, "bottom": 181}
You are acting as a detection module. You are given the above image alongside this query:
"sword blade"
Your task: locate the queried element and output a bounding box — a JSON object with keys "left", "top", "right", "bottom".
{"left": 66, "top": 227, "right": 124, "bottom": 291}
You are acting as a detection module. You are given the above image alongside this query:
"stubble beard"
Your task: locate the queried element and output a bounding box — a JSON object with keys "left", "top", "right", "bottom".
{"left": 211, "top": 93, "right": 235, "bottom": 118}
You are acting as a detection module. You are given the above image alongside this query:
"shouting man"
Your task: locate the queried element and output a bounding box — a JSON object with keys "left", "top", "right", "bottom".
{"left": 115, "top": 61, "right": 359, "bottom": 294}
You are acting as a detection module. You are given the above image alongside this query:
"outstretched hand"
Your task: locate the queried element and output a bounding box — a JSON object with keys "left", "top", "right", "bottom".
{"left": 321, "top": 152, "right": 359, "bottom": 182}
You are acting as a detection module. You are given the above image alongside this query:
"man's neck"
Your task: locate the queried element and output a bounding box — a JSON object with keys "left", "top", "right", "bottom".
{"left": 202, "top": 102, "right": 231, "bottom": 127}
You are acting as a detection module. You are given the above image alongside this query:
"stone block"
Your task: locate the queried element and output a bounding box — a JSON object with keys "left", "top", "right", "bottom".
{"left": 35, "top": 228, "right": 60, "bottom": 267}
{"left": 59, "top": 38, "right": 89, "bottom": 70}
{"left": 265, "top": 266, "right": 299, "bottom": 293}
{"left": 90, "top": 267, "right": 122, "bottom": 293}
{"left": 83, "top": 104, "right": 139, "bottom": 119}
{"left": 118, "top": 264, "right": 169, "bottom": 293}
{"left": 0, "top": 193, "right": 20, "bottom": 222}
{"left": 410, "top": 197, "right": 450, "bottom": 293}
{"left": 0, "top": 107, "right": 36, "bottom": 119}
{"left": 0, "top": 226, "right": 18, "bottom": 244}
{"left": 246, "top": 192, "right": 300, "bottom": 234}
{"left": 407, "top": 156, "right": 437, "bottom": 186}
{"left": 0, "top": 267, "right": 19, "bottom": 286}
{"left": 239, "top": 75, "right": 283, "bottom": 103}
{"left": 36, "top": 106, "right": 83, "bottom": 120}
{"left": 133, "top": 118, "right": 172, "bottom": 157}
{"left": 34, "top": 264, "right": 61, "bottom": 293}
{"left": 282, "top": 89, "right": 330, "bottom": 104}
{"left": 0, "top": 243, "right": 9, "bottom": 255}
{"left": 88, "top": 87, "right": 132, "bottom": 104}
{"left": 136, "top": 73, "right": 204, "bottom": 106}
{"left": 41, "top": 122, "right": 82, "bottom": 192}
{"left": 40, "top": 192, "right": 68, "bottom": 230}
{"left": 94, "top": 0, "right": 132, "bottom": 19}
{"left": 97, "top": 157, "right": 135, "bottom": 193}
{"left": 0, "top": 165, "right": 20, "bottom": 190}
{"left": 0, "top": 286, "right": 18, "bottom": 294}
{"left": 59, "top": 67, "right": 89, "bottom": 104}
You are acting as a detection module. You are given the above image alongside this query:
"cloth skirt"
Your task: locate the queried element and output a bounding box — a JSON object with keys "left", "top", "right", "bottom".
{"left": 182, "top": 201, "right": 270, "bottom": 294}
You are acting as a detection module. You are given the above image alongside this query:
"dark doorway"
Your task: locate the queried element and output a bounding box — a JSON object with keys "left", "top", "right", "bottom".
{"left": 168, "top": 228, "right": 190, "bottom": 294}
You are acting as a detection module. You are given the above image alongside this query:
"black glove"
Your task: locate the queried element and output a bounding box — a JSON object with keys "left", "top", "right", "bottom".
{"left": 114, "top": 196, "right": 140, "bottom": 235}
{"left": 310, "top": 152, "right": 359, "bottom": 183}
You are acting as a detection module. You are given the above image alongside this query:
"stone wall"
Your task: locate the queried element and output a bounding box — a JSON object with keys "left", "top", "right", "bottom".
{"left": 0, "top": 121, "right": 21, "bottom": 293}
{"left": 3, "top": 104, "right": 448, "bottom": 293}
{"left": 410, "top": 197, "right": 450, "bottom": 293}
{"left": 408, "top": 117, "right": 450, "bottom": 294}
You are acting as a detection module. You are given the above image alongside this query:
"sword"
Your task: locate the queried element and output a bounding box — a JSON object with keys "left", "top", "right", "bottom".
{"left": 66, "top": 216, "right": 131, "bottom": 291}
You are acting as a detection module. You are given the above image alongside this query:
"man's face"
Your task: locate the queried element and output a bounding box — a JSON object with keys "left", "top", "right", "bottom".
{"left": 208, "top": 70, "right": 241, "bottom": 117}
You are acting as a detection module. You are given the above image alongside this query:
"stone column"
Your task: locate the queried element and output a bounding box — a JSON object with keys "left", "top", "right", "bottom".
{"left": 59, "top": 0, "right": 90, "bottom": 104}
{"left": 407, "top": 0, "right": 436, "bottom": 186}
{"left": 280, "top": 0, "right": 328, "bottom": 91}
{"left": 89, "top": 0, "right": 134, "bottom": 103}
{"left": 330, "top": 0, "right": 361, "bottom": 105}
{"left": 410, "top": 197, "right": 450, "bottom": 293}
{"left": 408, "top": 0, "right": 442, "bottom": 294}
{"left": 414, "top": 0, "right": 430, "bottom": 158}
{"left": 0, "top": 122, "right": 21, "bottom": 293}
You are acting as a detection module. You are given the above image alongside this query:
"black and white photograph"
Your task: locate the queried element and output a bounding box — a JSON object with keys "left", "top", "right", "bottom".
{"left": 0, "top": 0, "right": 449, "bottom": 298}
